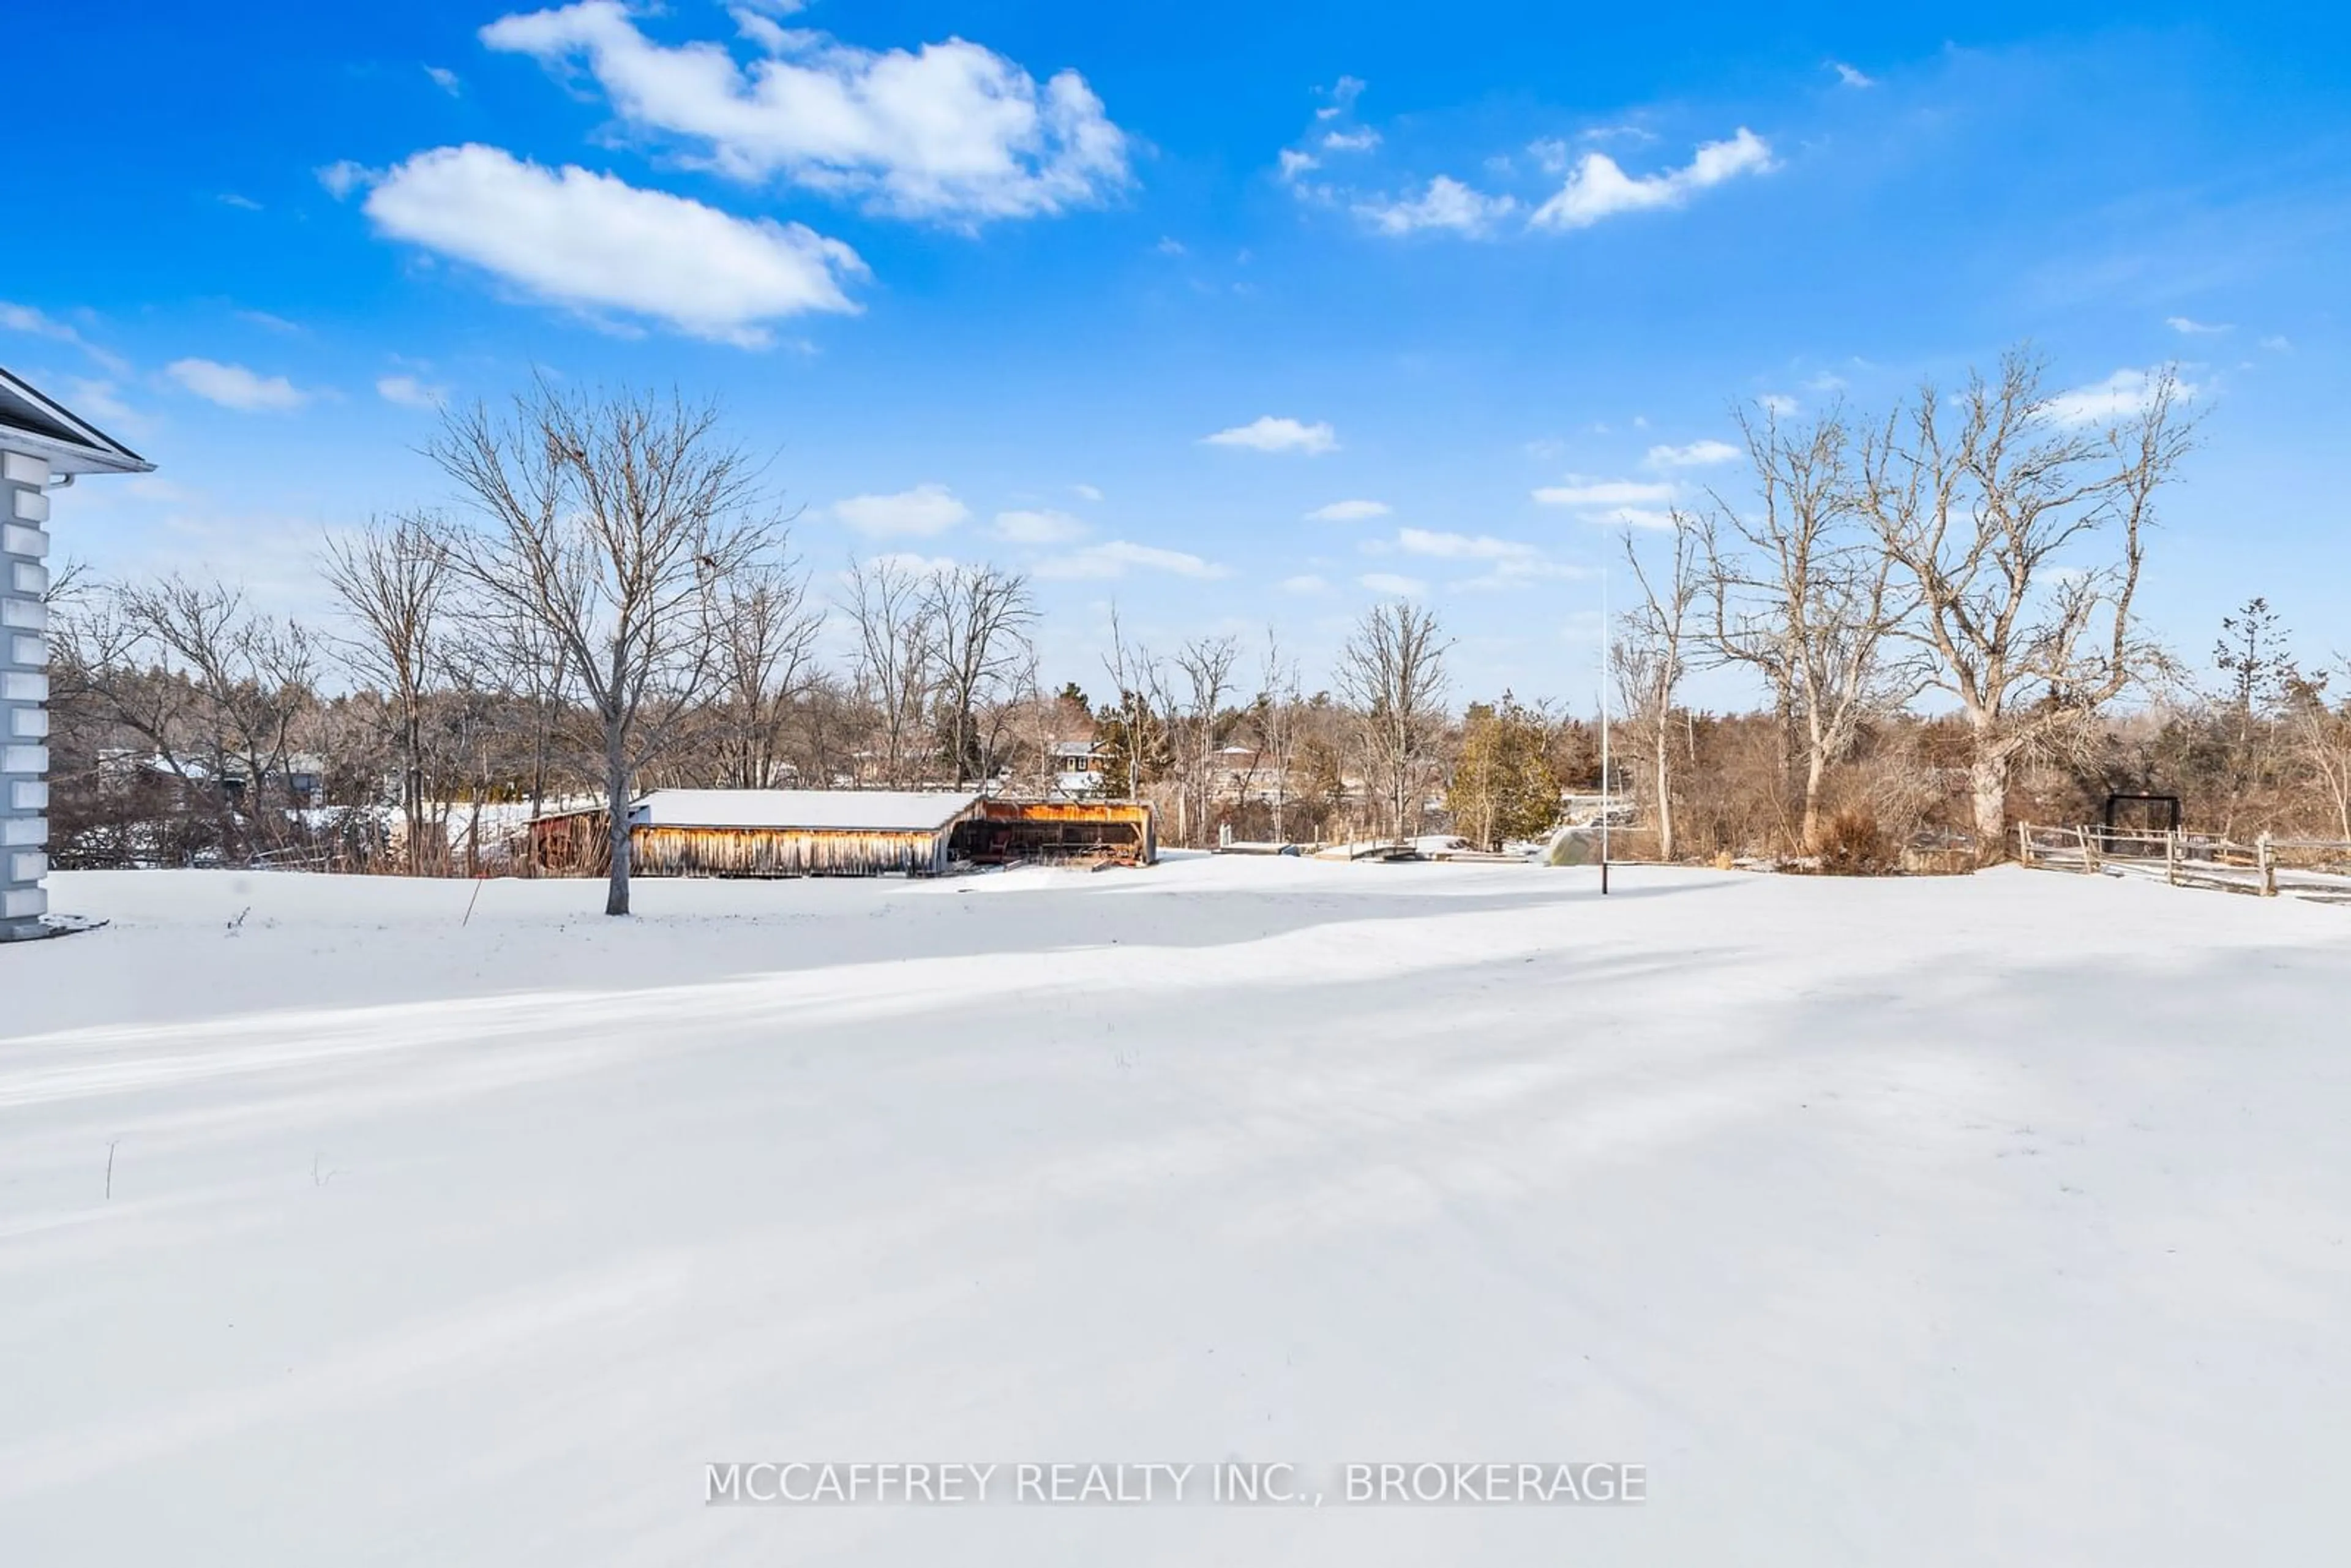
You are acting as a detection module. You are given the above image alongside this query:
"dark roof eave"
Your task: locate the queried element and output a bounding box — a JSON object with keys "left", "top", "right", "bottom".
{"left": 0, "top": 365, "right": 154, "bottom": 476}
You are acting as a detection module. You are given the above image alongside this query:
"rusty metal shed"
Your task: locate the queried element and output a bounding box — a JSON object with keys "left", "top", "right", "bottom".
{"left": 951, "top": 799, "right": 1156, "bottom": 868}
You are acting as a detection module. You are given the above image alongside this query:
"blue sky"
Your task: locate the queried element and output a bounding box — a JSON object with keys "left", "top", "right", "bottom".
{"left": 11, "top": 0, "right": 2350, "bottom": 705}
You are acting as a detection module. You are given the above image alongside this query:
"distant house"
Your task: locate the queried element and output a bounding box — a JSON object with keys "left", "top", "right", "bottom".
{"left": 1049, "top": 739, "right": 1109, "bottom": 797}
{"left": 530, "top": 787, "right": 1154, "bottom": 877}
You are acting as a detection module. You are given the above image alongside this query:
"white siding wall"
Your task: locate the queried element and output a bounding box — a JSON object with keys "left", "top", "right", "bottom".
{"left": 0, "top": 448, "right": 51, "bottom": 937}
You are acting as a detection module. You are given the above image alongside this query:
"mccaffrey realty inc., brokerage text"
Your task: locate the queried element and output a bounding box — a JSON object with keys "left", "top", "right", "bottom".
{"left": 704, "top": 1461, "right": 1648, "bottom": 1507}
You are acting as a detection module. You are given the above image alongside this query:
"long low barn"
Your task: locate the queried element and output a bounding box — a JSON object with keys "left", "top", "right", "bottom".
{"left": 530, "top": 790, "right": 1154, "bottom": 878}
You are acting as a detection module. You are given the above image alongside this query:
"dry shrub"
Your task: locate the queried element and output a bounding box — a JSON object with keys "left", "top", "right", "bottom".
{"left": 1815, "top": 807, "right": 1898, "bottom": 876}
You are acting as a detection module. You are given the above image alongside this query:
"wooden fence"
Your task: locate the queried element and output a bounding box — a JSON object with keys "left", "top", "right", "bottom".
{"left": 2016, "top": 823, "right": 2351, "bottom": 904}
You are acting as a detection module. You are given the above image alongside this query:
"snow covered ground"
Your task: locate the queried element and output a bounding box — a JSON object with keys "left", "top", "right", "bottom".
{"left": 3, "top": 860, "right": 2347, "bottom": 1564}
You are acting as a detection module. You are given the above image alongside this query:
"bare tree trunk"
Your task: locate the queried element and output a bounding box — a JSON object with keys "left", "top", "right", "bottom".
{"left": 604, "top": 722, "right": 632, "bottom": 916}
{"left": 1801, "top": 747, "right": 1828, "bottom": 854}
{"left": 1655, "top": 711, "right": 1676, "bottom": 861}
{"left": 1969, "top": 753, "right": 2009, "bottom": 851}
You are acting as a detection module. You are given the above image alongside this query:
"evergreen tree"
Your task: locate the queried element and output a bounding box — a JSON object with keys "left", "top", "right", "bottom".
{"left": 1447, "top": 696, "right": 1562, "bottom": 850}
{"left": 1092, "top": 691, "right": 1172, "bottom": 799}
{"left": 2214, "top": 597, "right": 2298, "bottom": 715}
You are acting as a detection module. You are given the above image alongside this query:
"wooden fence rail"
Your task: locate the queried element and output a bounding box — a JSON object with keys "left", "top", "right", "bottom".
{"left": 2016, "top": 823, "right": 2351, "bottom": 904}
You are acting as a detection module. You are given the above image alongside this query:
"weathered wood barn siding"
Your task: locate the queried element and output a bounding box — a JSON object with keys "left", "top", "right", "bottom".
{"left": 630, "top": 821, "right": 966, "bottom": 878}
{"left": 528, "top": 791, "right": 1154, "bottom": 878}
{"left": 530, "top": 790, "right": 986, "bottom": 879}
{"left": 527, "top": 808, "right": 604, "bottom": 876}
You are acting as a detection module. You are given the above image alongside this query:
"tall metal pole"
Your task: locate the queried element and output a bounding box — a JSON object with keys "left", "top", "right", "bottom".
{"left": 1599, "top": 566, "right": 1611, "bottom": 896}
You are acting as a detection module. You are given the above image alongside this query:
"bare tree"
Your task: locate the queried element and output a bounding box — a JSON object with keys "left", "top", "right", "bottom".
{"left": 497, "top": 607, "right": 578, "bottom": 831}
{"left": 323, "top": 514, "right": 449, "bottom": 873}
{"left": 1337, "top": 600, "right": 1451, "bottom": 841}
{"left": 973, "top": 643, "right": 1045, "bottom": 792}
{"left": 1701, "top": 408, "right": 1913, "bottom": 852}
{"left": 1251, "top": 628, "right": 1303, "bottom": 844}
{"left": 110, "top": 577, "right": 318, "bottom": 857}
{"left": 1858, "top": 350, "right": 2192, "bottom": 857}
{"left": 2286, "top": 664, "right": 2351, "bottom": 842}
{"left": 713, "top": 555, "right": 823, "bottom": 789}
{"left": 1618, "top": 519, "right": 1700, "bottom": 861}
{"left": 1099, "top": 603, "right": 1160, "bottom": 803}
{"left": 430, "top": 383, "right": 772, "bottom": 915}
{"left": 921, "top": 563, "right": 1036, "bottom": 786}
{"left": 1168, "top": 634, "right": 1240, "bottom": 846}
{"left": 842, "top": 555, "right": 936, "bottom": 788}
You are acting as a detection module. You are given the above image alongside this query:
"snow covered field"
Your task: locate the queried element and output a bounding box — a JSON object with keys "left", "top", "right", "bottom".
{"left": 3, "top": 859, "right": 2346, "bottom": 1564}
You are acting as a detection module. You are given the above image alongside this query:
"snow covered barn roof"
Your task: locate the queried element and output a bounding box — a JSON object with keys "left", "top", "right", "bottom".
{"left": 0, "top": 365, "right": 151, "bottom": 476}
{"left": 627, "top": 789, "right": 984, "bottom": 832}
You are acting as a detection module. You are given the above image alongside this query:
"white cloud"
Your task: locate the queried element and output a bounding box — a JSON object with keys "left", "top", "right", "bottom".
{"left": 426, "top": 64, "right": 462, "bottom": 95}
{"left": 317, "top": 159, "right": 371, "bottom": 200}
{"left": 1278, "top": 149, "right": 1321, "bottom": 184}
{"left": 1, "top": 301, "right": 132, "bottom": 377}
{"left": 1758, "top": 393, "right": 1800, "bottom": 416}
{"left": 1279, "top": 574, "right": 1330, "bottom": 595}
{"left": 992, "top": 508, "right": 1087, "bottom": 544}
{"left": 1384, "top": 528, "right": 1588, "bottom": 590}
{"left": 1356, "top": 175, "right": 1518, "bottom": 237}
{"left": 1070, "top": 482, "right": 1105, "bottom": 501}
{"left": 362, "top": 144, "right": 866, "bottom": 346}
{"left": 1457, "top": 558, "right": 1590, "bottom": 591}
{"left": 1322, "top": 129, "right": 1381, "bottom": 152}
{"left": 219, "top": 192, "right": 263, "bottom": 211}
{"left": 1153, "top": 236, "right": 1185, "bottom": 257}
{"left": 2045, "top": 367, "right": 2194, "bottom": 427}
{"left": 1645, "top": 438, "right": 1741, "bottom": 468}
{"left": 1828, "top": 61, "right": 1876, "bottom": 88}
{"left": 1532, "top": 478, "right": 1676, "bottom": 506}
{"left": 377, "top": 374, "right": 448, "bottom": 410}
{"left": 2260, "top": 335, "right": 2292, "bottom": 353}
{"left": 1358, "top": 572, "right": 1425, "bottom": 596}
{"left": 479, "top": 1, "right": 1130, "bottom": 223}
{"left": 1305, "top": 498, "right": 1390, "bottom": 522}
{"left": 834, "top": 483, "right": 970, "bottom": 538}
{"left": 1393, "top": 527, "right": 1540, "bottom": 561}
{"left": 858, "top": 550, "right": 958, "bottom": 578}
{"left": 167, "top": 358, "right": 309, "bottom": 411}
{"left": 2165, "top": 315, "right": 2232, "bottom": 336}
{"left": 2, "top": 302, "right": 81, "bottom": 345}
{"left": 1316, "top": 76, "right": 1367, "bottom": 120}
{"left": 1035, "top": 540, "right": 1230, "bottom": 580}
{"left": 1202, "top": 416, "right": 1338, "bottom": 455}
{"left": 1592, "top": 506, "right": 1678, "bottom": 530}
{"left": 1528, "top": 127, "right": 1775, "bottom": 231}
